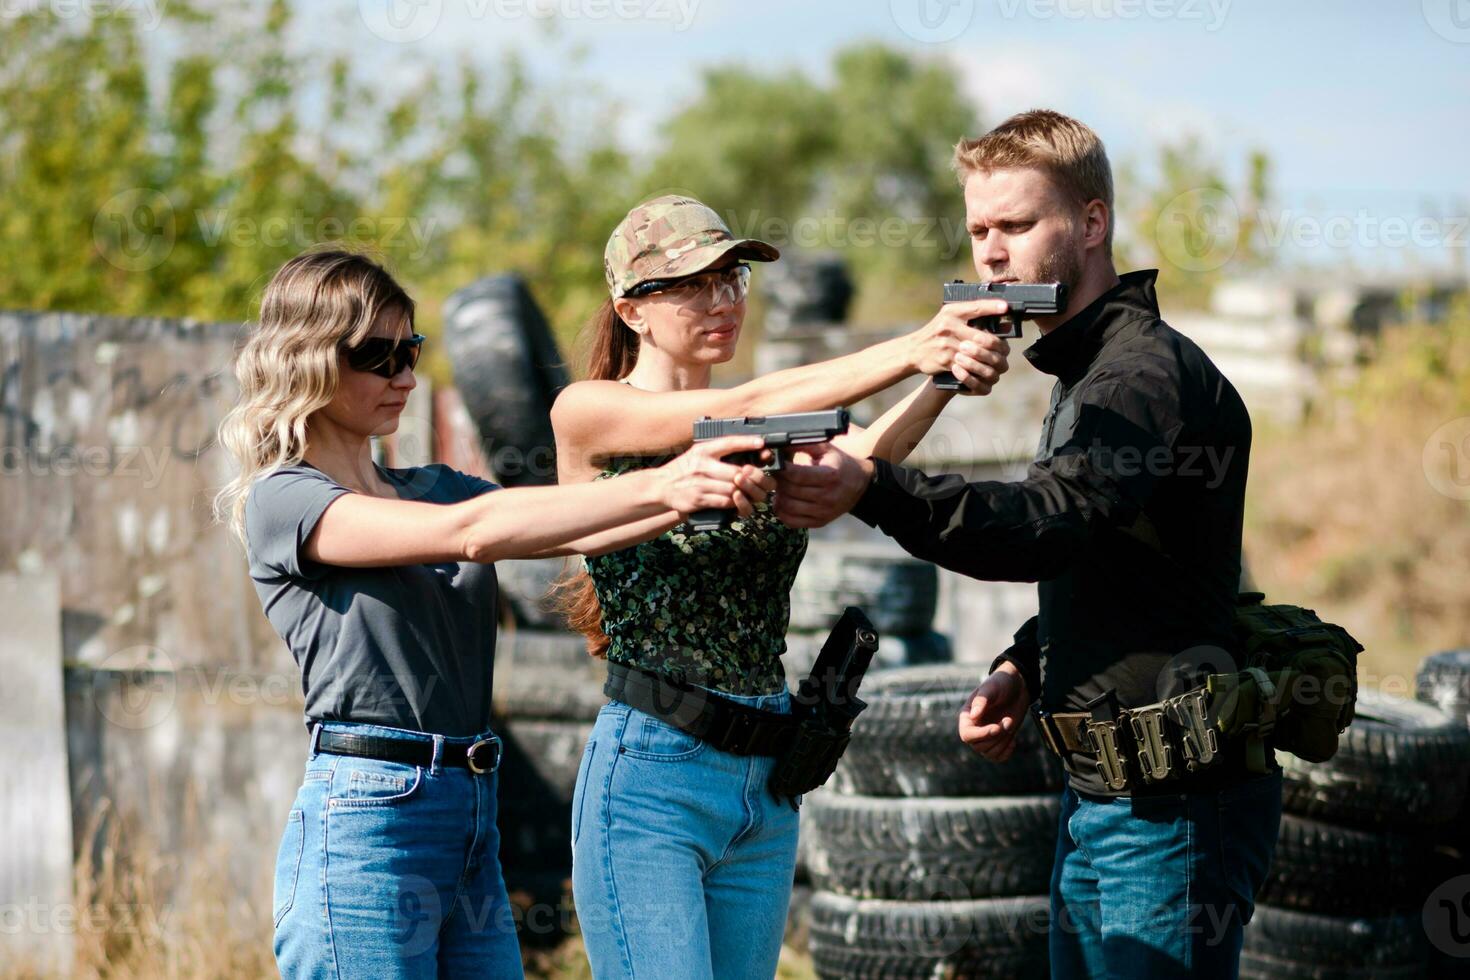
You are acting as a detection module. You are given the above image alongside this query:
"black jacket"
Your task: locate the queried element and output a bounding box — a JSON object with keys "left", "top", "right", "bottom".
{"left": 849, "top": 270, "right": 1253, "bottom": 796}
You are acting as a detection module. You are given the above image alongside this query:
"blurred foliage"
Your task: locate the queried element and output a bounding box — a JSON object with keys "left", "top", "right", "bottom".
{"left": 0, "top": 1, "right": 1276, "bottom": 386}
{"left": 1117, "top": 137, "right": 1273, "bottom": 309}
{"left": 1244, "top": 301, "right": 1470, "bottom": 687}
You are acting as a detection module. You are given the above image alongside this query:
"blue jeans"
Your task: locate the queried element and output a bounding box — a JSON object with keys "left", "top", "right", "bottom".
{"left": 272, "top": 721, "right": 524, "bottom": 979}
{"left": 571, "top": 689, "right": 801, "bottom": 979}
{"left": 1050, "top": 768, "right": 1283, "bottom": 980}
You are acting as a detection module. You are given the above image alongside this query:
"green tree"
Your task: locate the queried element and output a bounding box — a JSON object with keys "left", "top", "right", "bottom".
{"left": 1121, "top": 136, "right": 1272, "bottom": 308}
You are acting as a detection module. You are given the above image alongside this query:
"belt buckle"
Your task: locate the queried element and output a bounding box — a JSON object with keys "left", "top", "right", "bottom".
{"left": 466, "top": 736, "right": 502, "bottom": 774}
{"left": 1128, "top": 706, "right": 1173, "bottom": 783}
{"left": 1083, "top": 719, "right": 1130, "bottom": 792}
{"left": 1164, "top": 688, "right": 1218, "bottom": 770}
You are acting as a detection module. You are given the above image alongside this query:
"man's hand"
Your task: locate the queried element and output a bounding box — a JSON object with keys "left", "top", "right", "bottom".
{"left": 958, "top": 660, "right": 1031, "bottom": 763}
{"left": 772, "top": 441, "right": 874, "bottom": 530}
{"left": 908, "top": 298, "right": 1012, "bottom": 395}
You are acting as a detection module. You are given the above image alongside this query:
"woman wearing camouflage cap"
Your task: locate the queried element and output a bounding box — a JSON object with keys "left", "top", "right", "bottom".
{"left": 552, "top": 195, "right": 1010, "bottom": 978}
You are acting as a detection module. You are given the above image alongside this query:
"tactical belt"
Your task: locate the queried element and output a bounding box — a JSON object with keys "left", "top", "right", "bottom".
{"left": 604, "top": 662, "right": 799, "bottom": 757}
{"left": 1032, "top": 686, "right": 1223, "bottom": 792}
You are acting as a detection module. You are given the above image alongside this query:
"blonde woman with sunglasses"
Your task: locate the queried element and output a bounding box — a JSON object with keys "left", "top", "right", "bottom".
{"left": 213, "top": 248, "right": 772, "bottom": 979}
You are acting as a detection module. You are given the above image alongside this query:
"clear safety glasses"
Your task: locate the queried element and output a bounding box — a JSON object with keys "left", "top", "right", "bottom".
{"left": 627, "top": 263, "right": 751, "bottom": 310}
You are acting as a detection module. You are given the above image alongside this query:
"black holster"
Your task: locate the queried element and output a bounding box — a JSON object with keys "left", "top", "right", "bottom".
{"left": 766, "top": 606, "right": 879, "bottom": 807}
{"left": 767, "top": 711, "right": 853, "bottom": 799}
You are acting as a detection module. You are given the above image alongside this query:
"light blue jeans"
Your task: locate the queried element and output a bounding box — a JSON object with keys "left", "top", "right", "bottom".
{"left": 272, "top": 721, "right": 524, "bottom": 979}
{"left": 1050, "top": 768, "right": 1283, "bottom": 979}
{"left": 571, "top": 690, "right": 801, "bottom": 979}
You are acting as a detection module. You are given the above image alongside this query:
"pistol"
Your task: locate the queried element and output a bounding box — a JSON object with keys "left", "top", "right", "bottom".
{"left": 686, "top": 408, "right": 850, "bottom": 532}
{"left": 934, "top": 280, "right": 1068, "bottom": 390}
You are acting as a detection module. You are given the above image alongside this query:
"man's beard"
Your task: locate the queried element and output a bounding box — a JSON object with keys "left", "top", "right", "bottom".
{"left": 990, "top": 240, "right": 1083, "bottom": 296}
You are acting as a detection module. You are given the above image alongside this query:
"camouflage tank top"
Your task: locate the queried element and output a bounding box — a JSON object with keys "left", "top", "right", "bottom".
{"left": 585, "top": 454, "right": 808, "bottom": 695}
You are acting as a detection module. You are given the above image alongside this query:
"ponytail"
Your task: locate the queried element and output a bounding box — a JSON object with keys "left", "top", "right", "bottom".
{"left": 550, "top": 298, "right": 641, "bottom": 658}
{"left": 583, "top": 297, "right": 640, "bottom": 383}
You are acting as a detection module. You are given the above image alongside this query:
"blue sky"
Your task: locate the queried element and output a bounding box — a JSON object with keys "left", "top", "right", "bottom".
{"left": 325, "top": 0, "right": 1469, "bottom": 271}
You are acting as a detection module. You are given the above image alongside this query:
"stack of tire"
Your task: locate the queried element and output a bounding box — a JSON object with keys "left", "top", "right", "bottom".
{"left": 1240, "top": 684, "right": 1470, "bottom": 979}
{"left": 1417, "top": 649, "right": 1470, "bottom": 977}
{"left": 782, "top": 542, "right": 953, "bottom": 689}
{"left": 488, "top": 614, "right": 605, "bottom": 949}
{"left": 800, "top": 664, "right": 1065, "bottom": 978}
{"left": 444, "top": 276, "right": 599, "bottom": 947}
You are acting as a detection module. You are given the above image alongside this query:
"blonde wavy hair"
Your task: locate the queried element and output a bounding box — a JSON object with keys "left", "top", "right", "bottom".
{"left": 212, "top": 248, "right": 416, "bottom": 544}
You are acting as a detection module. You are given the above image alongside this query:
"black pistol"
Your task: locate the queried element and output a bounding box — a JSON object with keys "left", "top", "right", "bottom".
{"left": 933, "top": 280, "right": 1068, "bottom": 390}
{"left": 686, "top": 408, "right": 850, "bottom": 533}
{"left": 769, "top": 606, "right": 880, "bottom": 809}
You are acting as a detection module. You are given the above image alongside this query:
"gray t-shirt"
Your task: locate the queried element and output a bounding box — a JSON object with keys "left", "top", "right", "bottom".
{"left": 244, "top": 461, "right": 501, "bottom": 736}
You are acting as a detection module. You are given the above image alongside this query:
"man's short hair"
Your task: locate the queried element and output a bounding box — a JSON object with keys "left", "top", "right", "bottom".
{"left": 953, "top": 109, "right": 1114, "bottom": 252}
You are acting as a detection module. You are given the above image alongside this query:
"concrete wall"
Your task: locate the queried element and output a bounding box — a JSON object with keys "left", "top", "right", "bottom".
{"left": 1, "top": 311, "right": 309, "bottom": 967}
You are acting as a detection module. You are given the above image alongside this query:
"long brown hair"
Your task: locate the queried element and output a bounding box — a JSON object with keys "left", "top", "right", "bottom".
{"left": 550, "top": 298, "right": 640, "bottom": 657}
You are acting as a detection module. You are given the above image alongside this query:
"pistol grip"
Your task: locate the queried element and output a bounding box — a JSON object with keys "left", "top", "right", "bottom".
{"left": 686, "top": 508, "right": 734, "bottom": 533}
{"left": 935, "top": 313, "right": 1021, "bottom": 389}
{"left": 969, "top": 313, "right": 1022, "bottom": 339}
{"left": 931, "top": 373, "right": 964, "bottom": 391}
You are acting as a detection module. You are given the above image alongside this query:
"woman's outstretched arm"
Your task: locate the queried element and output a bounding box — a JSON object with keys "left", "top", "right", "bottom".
{"left": 297, "top": 436, "right": 772, "bottom": 568}
{"left": 834, "top": 339, "right": 1007, "bottom": 464}
{"left": 551, "top": 298, "right": 1012, "bottom": 460}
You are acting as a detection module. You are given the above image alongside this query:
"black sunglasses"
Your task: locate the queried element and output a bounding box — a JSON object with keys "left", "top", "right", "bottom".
{"left": 342, "top": 333, "right": 426, "bottom": 378}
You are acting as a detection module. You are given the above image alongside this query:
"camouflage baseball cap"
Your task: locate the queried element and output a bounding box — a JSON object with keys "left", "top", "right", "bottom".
{"left": 604, "top": 194, "right": 780, "bottom": 299}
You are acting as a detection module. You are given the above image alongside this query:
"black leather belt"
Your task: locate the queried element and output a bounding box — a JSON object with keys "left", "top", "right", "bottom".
{"left": 315, "top": 729, "right": 502, "bottom": 774}
{"left": 604, "top": 662, "right": 799, "bottom": 757}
